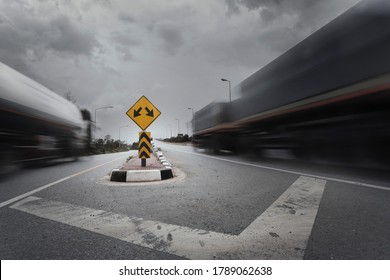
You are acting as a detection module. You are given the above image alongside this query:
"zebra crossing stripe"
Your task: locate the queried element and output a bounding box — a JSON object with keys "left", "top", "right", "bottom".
{"left": 10, "top": 176, "right": 326, "bottom": 259}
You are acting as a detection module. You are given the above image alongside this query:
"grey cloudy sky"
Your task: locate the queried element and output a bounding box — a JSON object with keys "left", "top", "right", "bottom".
{"left": 0, "top": 0, "right": 360, "bottom": 142}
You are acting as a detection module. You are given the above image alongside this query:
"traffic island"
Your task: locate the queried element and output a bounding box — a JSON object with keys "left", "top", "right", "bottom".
{"left": 110, "top": 150, "right": 174, "bottom": 182}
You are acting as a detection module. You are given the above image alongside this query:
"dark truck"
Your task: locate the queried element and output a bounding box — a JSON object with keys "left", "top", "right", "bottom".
{"left": 193, "top": 0, "right": 390, "bottom": 164}
{"left": 0, "top": 62, "right": 91, "bottom": 171}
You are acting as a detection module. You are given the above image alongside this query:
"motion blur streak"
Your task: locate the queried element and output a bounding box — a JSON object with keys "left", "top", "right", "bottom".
{"left": 0, "top": 62, "right": 92, "bottom": 174}
{"left": 192, "top": 0, "right": 390, "bottom": 169}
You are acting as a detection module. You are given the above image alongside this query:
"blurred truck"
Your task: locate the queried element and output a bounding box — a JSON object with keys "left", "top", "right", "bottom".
{"left": 193, "top": 0, "right": 390, "bottom": 164}
{"left": 0, "top": 62, "right": 91, "bottom": 169}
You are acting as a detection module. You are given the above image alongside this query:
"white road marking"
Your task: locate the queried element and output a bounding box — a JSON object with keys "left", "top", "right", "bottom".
{"left": 162, "top": 146, "right": 390, "bottom": 192}
{"left": 10, "top": 176, "right": 326, "bottom": 259}
{"left": 0, "top": 157, "right": 126, "bottom": 209}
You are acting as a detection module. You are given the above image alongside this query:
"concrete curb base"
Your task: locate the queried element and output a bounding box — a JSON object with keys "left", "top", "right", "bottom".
{"left": 110, "top": 168, "right": 174, "bottom": 182}
{"left": 110, "top": 143, "right": 174, "bottom": 182}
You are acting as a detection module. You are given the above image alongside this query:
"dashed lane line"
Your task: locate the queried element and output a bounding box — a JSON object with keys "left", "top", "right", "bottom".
{"left": 10, "top": 176, "right": 326, "bottom": 259}
{"left": 0, "top": 156, "right": 126, "bottom": 209}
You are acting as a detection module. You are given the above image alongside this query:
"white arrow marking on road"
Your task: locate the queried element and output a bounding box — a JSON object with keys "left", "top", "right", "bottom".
{"left": 10, "top": 176, "right": 326, "bottom": 259}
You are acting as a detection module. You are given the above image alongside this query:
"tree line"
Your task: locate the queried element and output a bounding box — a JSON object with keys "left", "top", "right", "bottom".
{"left": 89, "top": 136, "right": 138, "bottom": 155}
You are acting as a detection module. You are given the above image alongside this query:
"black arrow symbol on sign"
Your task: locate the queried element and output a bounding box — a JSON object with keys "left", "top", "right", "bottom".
{"left": 139, "top": 132, "right": 151, "bottom": 142}
{"left": 133, "top": 107, "right": 142, "bottom": 117}
{"left": 139, "top": 151, "right": 150, "bottom": 158}
{"left": 145, "top": 107, "right": 154, "bottom": 117}
{"left": 139, "top": 141, "right": 151, "bottom": 151}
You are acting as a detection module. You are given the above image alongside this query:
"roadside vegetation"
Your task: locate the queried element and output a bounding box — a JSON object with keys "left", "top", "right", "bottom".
{"left": 88, "top": 133, "right": 192, "bottom": 155}
{"left": 162, "top": 134, "right": 192, "bottom": 143}
{"left": 88, "top": 138, "right": 138, "bottom": 155}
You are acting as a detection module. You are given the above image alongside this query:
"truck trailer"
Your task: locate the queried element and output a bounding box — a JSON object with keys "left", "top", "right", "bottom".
{"left": 0, "top": 62, "right": 91, "bottom": 171}
{"left": 193, "top": 0, "right": 390, "bottom": 164}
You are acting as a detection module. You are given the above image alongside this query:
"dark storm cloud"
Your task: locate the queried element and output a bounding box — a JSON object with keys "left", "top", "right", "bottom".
{"left": 225, "top": 0, "right": 240, "bottom": 15}
{"left": 0, "top": 23, "right": 25, "bottom": 54}
{"left": 231, "top": 0, "right": 353, "bottom": 25}
{"left": 0, "top": 11, "right": 47, "bottom": 75}
{"left": 236, "top": 0, "right": 312, "bottom": 14}
{"left": 111, "top": 31, "right": 139, "bottom": 47}
{"left": 224, "top": 0, "right": 328, "bottom": 24}
{"left": 157, "top": 22, "right": 184, "bottom": 55}
{"left": 111, "top": 31, "right": 141, "bottom": 61}
{"left": 49, "top": 15, "right": 99, "bottom": 56}
{"left": 118, "top": 13, "right": 136, "bottom": 23}
{"left": 0, "top": 4, "right": 99, "bottom": 76}
{"left": 225, "top": 0, "right": 287, "bottom": 18}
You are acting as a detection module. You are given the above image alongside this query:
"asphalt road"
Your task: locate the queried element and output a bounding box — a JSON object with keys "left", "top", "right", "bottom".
{"left": 1, "top": 142, "right": 390, "bottom": 259}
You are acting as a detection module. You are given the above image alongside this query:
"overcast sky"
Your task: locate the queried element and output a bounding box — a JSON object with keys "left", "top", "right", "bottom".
{"left": 0, "top": 0, "right": 360, "bottom": 142}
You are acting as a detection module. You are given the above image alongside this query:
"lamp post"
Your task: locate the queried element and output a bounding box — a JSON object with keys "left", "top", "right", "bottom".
{"left": 175, "top": 118, "right": 180, "bottom": 136}
{"left": 221, "top": 78, "right": 231, "bottom": 105}
{"left": 119, "top": 125, "right": 129, "bottom": 149}
{"left": 168, "top": 124, "right": 172, "bottom": 138}
{"left": 188, "top": 107, "right": 194, "bottom": 136}
{"left": 94, "top": 106, "right": 114, "bottom": 139}
{"left": 95, "top": 106, "right": 114, "bottom": 124}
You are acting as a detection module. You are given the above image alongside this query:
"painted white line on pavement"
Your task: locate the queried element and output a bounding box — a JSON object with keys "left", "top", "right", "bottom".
{"left": 10, "top": 176, "right": 326, "bottom": 259}
{"left": 163, "top": 147, "right": 390, "bottom": 192}
{"left": 0, "top": 157, "right": 126, "bottom": 209}
{"left": 235, "top": 176, "right": 326, "bottom": 259}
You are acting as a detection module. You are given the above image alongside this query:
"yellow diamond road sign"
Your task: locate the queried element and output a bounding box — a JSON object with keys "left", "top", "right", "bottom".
{"left": 126, "top": 96, "right": 161, "bottom": 130}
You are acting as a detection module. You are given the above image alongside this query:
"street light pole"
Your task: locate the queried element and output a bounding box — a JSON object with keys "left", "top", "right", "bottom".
{"left": 188, "top": 107, "right": 194, "bottom": 136}
{"left": 94, "top": 106, "right": 114, "bottom": 139}
{"left": 119, "top": 125, "right": 129, "bottom": 148}
{"left": 221, "top": 78, "right": 231, "bottom": 105}
{"left": 175, "top": 119, "right": 180, "bottom": 135}
{"left": 95, "top": 106, "right": 114, "bottom": 123}
{"left": 188, "top": 107, "right": 194, "bottom": 119}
